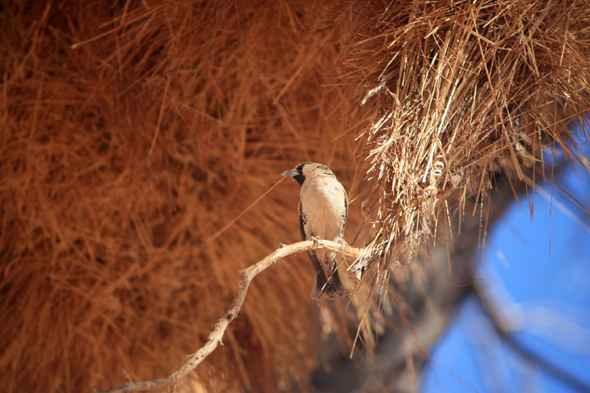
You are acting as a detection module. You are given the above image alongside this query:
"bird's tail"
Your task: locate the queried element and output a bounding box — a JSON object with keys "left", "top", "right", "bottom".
{"left": 312, "top": 268, "right": 345, "bottom": 301}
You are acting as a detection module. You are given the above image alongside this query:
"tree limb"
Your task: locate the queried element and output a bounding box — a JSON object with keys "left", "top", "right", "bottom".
{"left": 473, "top": 282, "right": 590, "bottom": 393}
{"left": 94, "top": 240, "right": 363, "bottom": 393}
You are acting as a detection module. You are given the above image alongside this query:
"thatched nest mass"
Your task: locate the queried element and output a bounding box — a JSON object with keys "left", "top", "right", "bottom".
{"left": 2, "top": 0, "right": 589, "bottom": 392}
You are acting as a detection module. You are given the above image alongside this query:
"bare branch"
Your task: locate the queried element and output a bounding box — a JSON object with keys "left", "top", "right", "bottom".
{"left": 473, "top": 282, "right": 590, "bottom": 393}
{"left": 94, "top": 240, "right": 363, "bottom": 393}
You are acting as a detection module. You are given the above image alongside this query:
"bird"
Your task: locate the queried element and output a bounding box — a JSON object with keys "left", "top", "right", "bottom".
{"left": 281, "top": 162, "right": 348, "bottom": 300}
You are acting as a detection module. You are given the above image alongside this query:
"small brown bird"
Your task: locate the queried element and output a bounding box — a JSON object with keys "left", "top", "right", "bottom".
{"left": 281, "top": 162, "right": 348, "bottom": 300}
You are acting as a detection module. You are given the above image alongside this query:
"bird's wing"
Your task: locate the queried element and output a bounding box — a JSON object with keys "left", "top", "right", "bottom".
{"left": 341, "top": 187, "right": 348, "bottom": 237}
{"left": 298, "top": 198, "right": 307, "bottom": 241}
{"left": 299, "top": 198, "right": 322, "bottom": 274}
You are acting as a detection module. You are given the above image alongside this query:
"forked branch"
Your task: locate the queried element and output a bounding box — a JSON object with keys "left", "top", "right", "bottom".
{"left": 94, "top": 239, "right": 363, "bottom": 393}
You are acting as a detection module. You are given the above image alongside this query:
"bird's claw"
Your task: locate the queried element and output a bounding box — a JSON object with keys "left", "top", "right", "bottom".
{"left": 310, "top": 236, "right": 323, "bottom": 246}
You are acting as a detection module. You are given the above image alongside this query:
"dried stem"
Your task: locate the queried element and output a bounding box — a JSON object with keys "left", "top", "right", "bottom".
{"left": 94, "top": 240, "right": 363, "bottom": 393}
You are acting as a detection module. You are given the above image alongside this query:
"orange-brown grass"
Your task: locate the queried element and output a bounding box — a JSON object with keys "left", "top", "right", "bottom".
{"left": 1, "top": 0, "right": 589, "bottom": 392}
{"left": 0, "top": 1, "right": 368, "bottom": 392}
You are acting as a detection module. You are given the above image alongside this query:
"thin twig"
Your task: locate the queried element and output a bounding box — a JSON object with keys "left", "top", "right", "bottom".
{"left": 94, "top": 240, "right": 363, "bottom": 393}
{"left": 360, "top": 70, "right": 396, "bottom": 106}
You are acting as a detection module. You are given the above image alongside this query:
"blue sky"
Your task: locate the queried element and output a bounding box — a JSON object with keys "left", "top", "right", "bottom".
{"left": 422, "top": 125, "right": 590, "bottom": 393}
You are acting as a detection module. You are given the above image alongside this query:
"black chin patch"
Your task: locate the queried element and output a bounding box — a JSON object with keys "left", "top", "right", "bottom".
{"left": 294, "top": 163, "right": 306, "bottom": 185}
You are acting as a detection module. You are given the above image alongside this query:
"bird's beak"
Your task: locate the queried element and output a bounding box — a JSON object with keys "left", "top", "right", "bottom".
{"left": 281, "top": 168, "right": 299, "bottom": 178}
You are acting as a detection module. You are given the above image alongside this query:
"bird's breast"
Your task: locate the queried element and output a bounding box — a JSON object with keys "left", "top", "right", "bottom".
{"left": 300, "top": 177, "right": 346, "bottom": 240}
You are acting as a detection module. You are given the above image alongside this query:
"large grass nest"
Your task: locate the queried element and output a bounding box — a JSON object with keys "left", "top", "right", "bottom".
{"left": 1, "top": 1, "right": 589, "bottom": 392}
{"left": 350, "top": 0, "right": 590, "bottom": 289}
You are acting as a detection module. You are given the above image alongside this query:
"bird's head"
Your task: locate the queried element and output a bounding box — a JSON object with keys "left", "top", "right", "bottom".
{"left": 281, "top": 162, "right": 333, "bottom": 186}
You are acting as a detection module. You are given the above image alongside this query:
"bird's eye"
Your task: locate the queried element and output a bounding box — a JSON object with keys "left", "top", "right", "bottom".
{"left": 296, "top": 163, "right": 306, "bottom": 175}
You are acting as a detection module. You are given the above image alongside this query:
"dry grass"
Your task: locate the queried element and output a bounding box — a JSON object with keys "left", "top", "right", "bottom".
{"left": 346, "top": 0, "right": 590, "bottom": 282}
{"left": 1, "top": 1, "right": 589, "bottom": 392}
{"left": 1, "top": 1, "right": 366, "bottom": 392}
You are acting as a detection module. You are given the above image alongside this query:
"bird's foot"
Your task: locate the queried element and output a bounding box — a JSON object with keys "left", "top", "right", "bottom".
{"left": 310, "top": 236, "right": 323, "bottom": 246}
